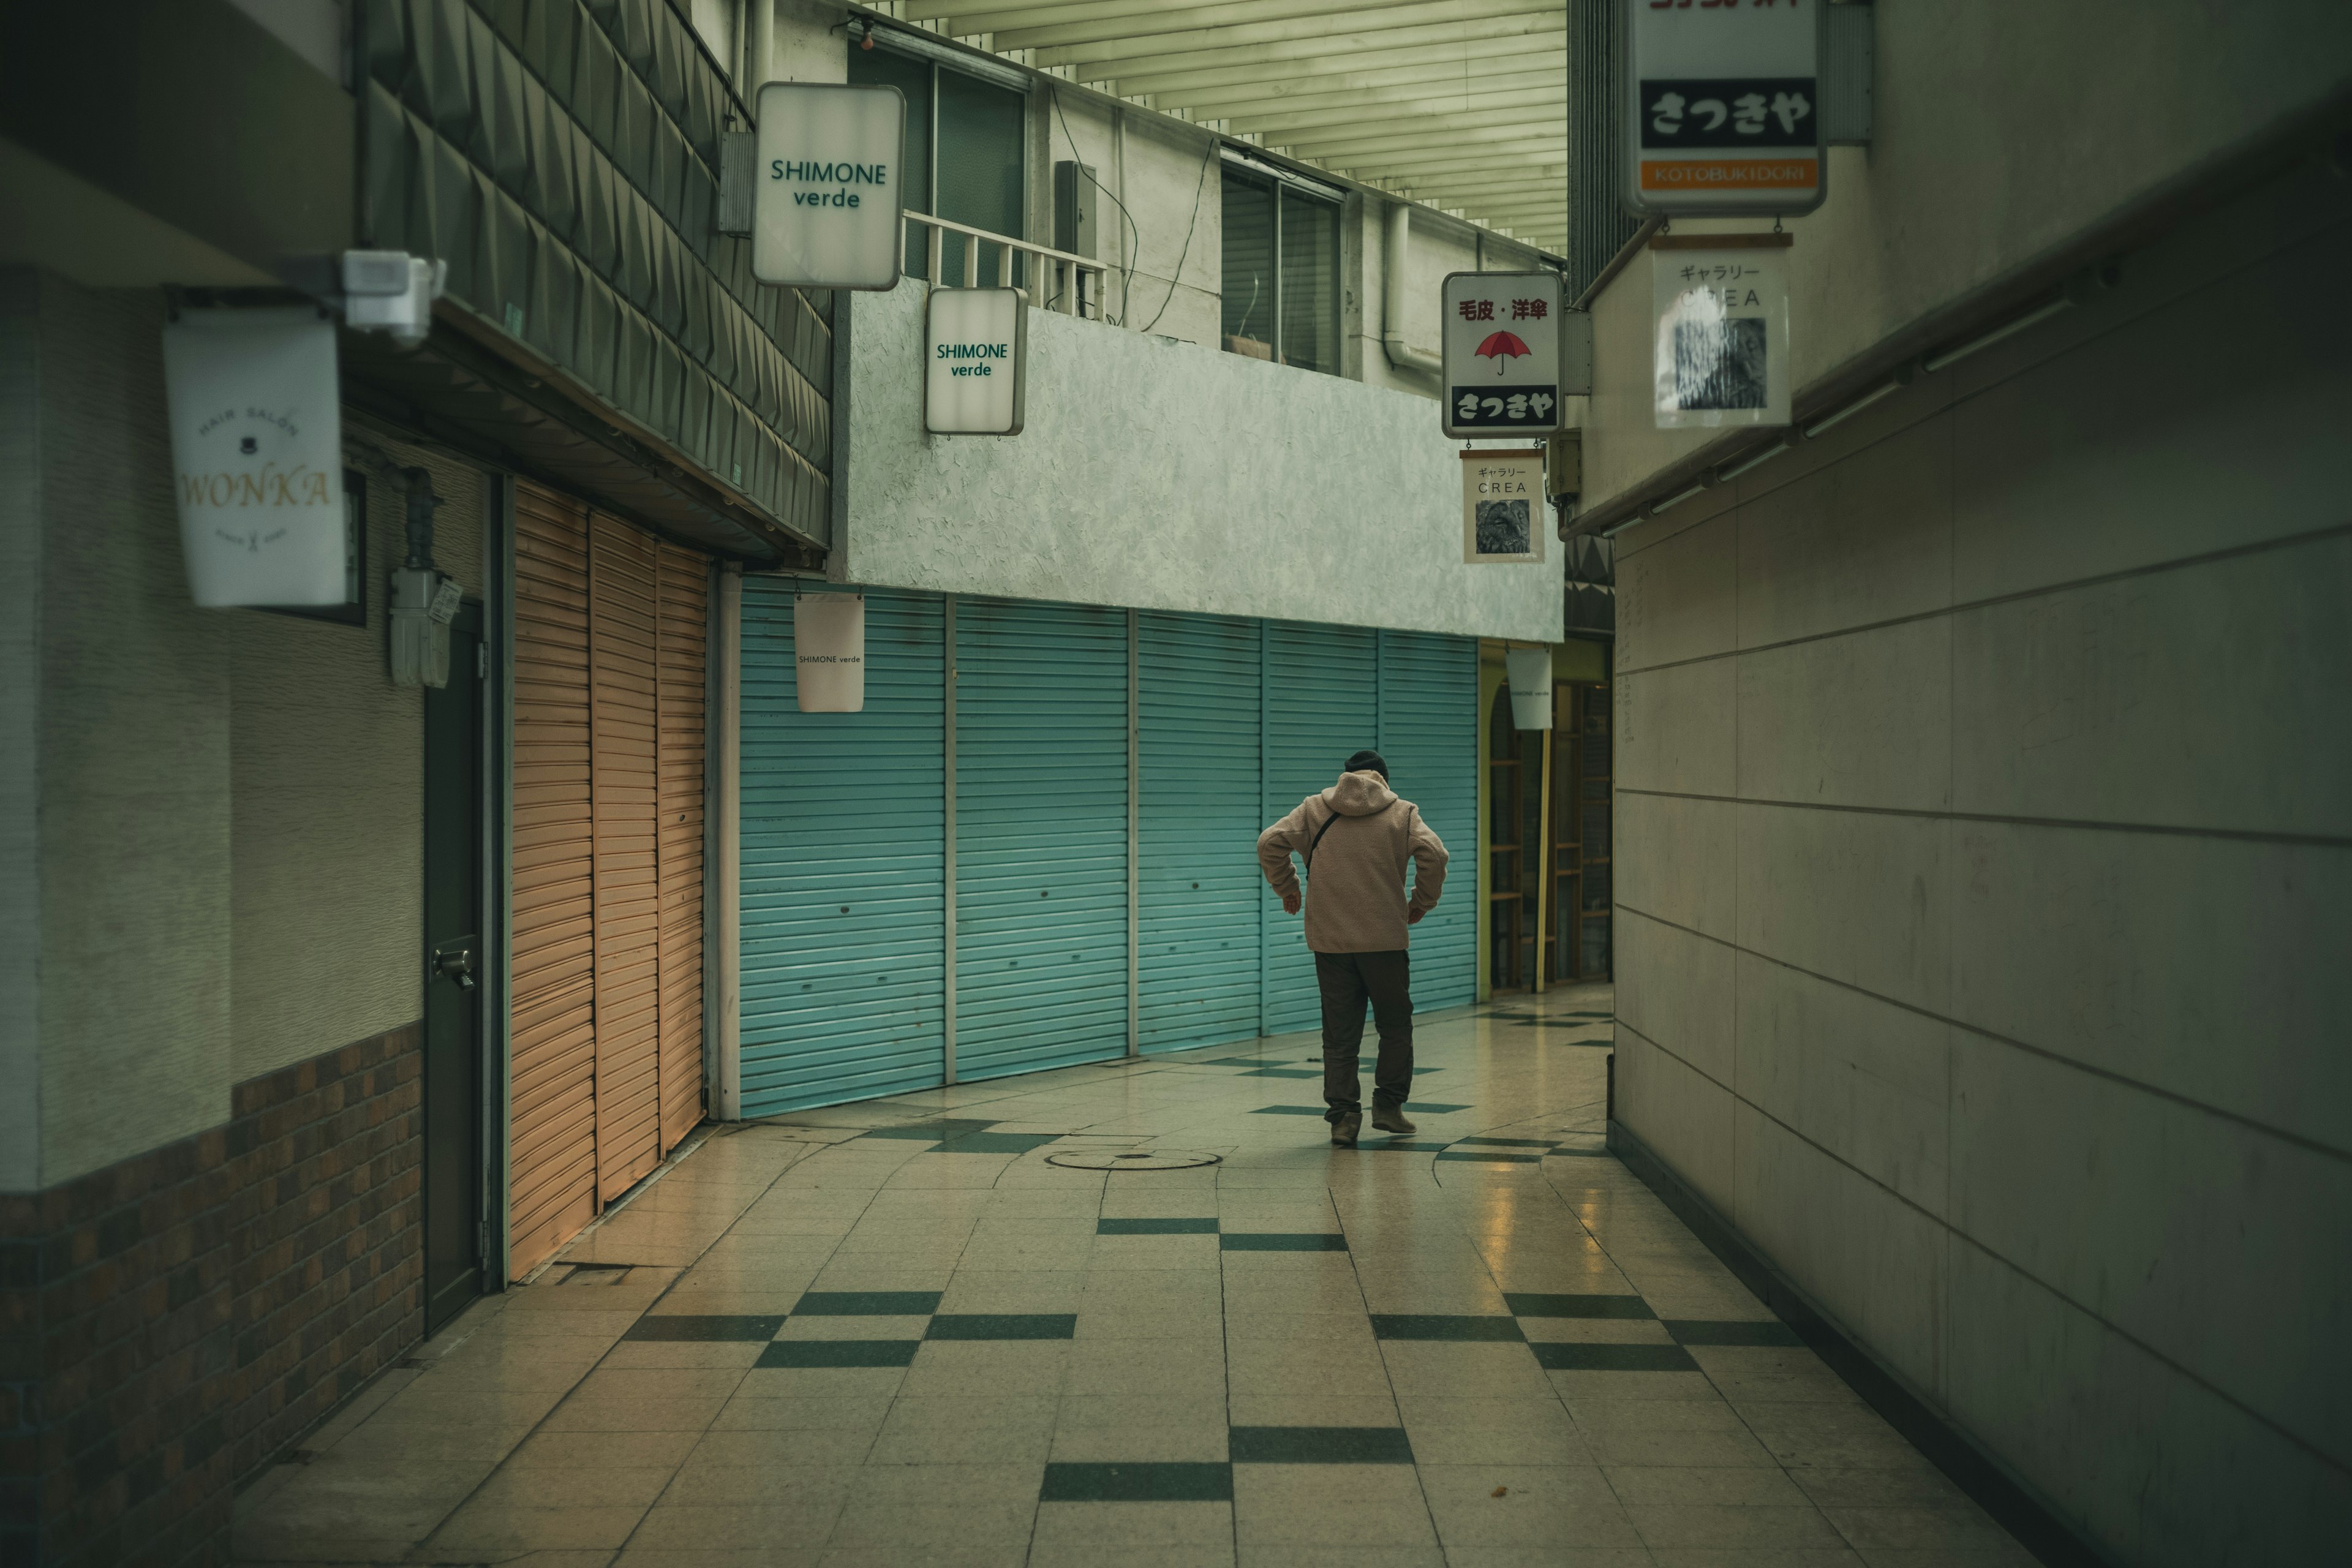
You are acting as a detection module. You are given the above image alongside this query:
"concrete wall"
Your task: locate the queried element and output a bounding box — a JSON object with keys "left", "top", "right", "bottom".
{"left": 1607, "top": 157, "right": 2352, "bottom": 1564}
{"left": 837, "top": 279, "right": 1562, "bottom": 642}
{"left": 4, "top": 270, "right": 487, "bottom": 1186}
{"left": 1580, "top": 0, "right": 2352, "bottom": 513}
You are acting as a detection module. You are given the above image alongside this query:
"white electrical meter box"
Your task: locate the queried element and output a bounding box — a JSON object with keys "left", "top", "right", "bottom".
{"left": 753, "top": 81, "right": 907, "bottom": 289}
{"left": 925, "top": 287, "right": 1027, "bottom": 437}
{"left": 1622, "top": 0, "right": 1823, "bottom": 216}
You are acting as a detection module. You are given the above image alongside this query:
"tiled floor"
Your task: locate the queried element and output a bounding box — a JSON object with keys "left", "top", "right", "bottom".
{"left": 234, "top": 983, "right": 2035, "bottom": 1566}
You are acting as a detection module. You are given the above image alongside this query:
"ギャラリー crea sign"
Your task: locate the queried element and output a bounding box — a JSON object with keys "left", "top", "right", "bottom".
{"left": 925, "top": 287, "right": 1027, "bottom": 436}
{"left": 1461, "top": 448, "right": 1547, "bottom": 565}
{"left": 162, "top": 306, "right": 349, "bottom": 607}
{"left": 1651, "top": 236, "right": 1792, "bottom": 429}
{"left": 753, "top": 82, "right": 907, "bottom": 290}
{"left": 1623, "top": 0, "right": 1823, "bottom": 216}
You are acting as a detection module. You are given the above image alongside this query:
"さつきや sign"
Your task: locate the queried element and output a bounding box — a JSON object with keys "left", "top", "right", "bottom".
{"left": 1440, "top": 272, "right": 1584, "bottom": 440}
{"left": 162, "top": 306, "right": 349, "bottom": 607}
{"left": 753, "top": 82, "right": 907, "bottom": 290}
{"left": 925, "top": 288, "right": 1027, "bottom": 436}
{"left": 1623, "top": 0, "right": 1823, "bottom": 216}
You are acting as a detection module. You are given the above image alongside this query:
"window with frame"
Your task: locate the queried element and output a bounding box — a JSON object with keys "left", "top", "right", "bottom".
{"left": 849, "top": 45, "right": 1028, "bottom": 285}
{"left": 1219, "top": 169, "right": 1340, "bottom": 375}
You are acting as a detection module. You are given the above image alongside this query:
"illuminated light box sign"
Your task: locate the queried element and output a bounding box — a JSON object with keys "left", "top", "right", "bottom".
{"left": 1440, "top": 271, "right": 1583, "bottom": 440}
{"left": 753, "top": 82, "right": 907, "bottom": 289}
{"left": 162, "top": 306, "right": 349, "bottom": 607}
{"left": 1623, "top": 0, "right": 1823, "bottom": 216}
{"left": 925, "top": 287, "right": 1027, "bottom": 436}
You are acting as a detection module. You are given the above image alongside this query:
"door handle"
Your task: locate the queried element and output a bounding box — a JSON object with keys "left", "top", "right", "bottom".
{"left": 435, "top": 946, "right": 477, "bottom": 991}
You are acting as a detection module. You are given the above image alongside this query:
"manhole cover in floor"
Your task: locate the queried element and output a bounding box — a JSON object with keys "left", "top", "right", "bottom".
{"left": 1044, "top": 1149, "right": 1223, "bottom": 1170}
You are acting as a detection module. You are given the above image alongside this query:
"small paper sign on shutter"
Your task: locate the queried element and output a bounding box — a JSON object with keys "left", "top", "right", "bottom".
{"left": 795, "top": 593, "right": 865, "bottom": 712}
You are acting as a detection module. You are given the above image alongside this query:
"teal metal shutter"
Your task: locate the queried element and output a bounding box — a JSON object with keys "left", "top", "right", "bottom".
{"left": 1379, "top": 630, "right": 1480, "bottom": 1011}
{"left": 1136, "top": 612, "right": 1262, "bottom": 1054}
{"left": 738, "top": 584, "right": 947, "bottom": 1113}
{"left": 1260, "top": 619, "right": 1381, "bottom": 1035}
{"left": 954, "top": 598, "right": 1130, "bottom": 1079}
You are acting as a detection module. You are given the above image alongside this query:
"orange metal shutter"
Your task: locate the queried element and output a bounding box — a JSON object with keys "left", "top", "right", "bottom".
{"left": 589, "top": 513, "right": 665, "bottom": 1200}
{"left": 508, "top": 483, "right": 599, "bottom": 1274}
{"left": 655, "top": 545, "right": 709, "bottom": 1155}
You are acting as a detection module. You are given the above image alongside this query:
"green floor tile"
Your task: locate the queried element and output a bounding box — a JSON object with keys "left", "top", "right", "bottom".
{"left": 1369, "top": 1314, "right": 1525, "bottom": 1341}
{"left": 1220, "top": 1232, "right": 1349, "bottom": 1251}
{"left": 925, "top": 1314, "right": 1077, "bottom": 1340}
{"left": 1362, "top": 1140, "right": 1453, "bottom": 1152}
{"left": 1040, "top": 1462, "right": 1234, "bottom": 1502}
{"left": 1505, "top": 1293, "right": 1654, "bottom": 1319}
{"left": 934, "top": 1132, "right": 1065, "bottom": 1153}
{"left": 1237, "top": 1068, "right": 1324, "bottom": 1079}
{"left": 1667, "top": 1319, "right": 1803, "bottom": 1346}
{"left": 755, "top": 1340, "right": 921, "bottom": 1368}
{"left": 791, "top": 1291, "right": 943, "bottom": 1316}
{"left": 1249, "top": 1106, "right": 1330, "bottom": 1116}
{"left": 859, "top": 1120, "right": 997, "bottom": 1141}
{"left": 1097, "top": 1218, "right": 1219, "bottom": 1234}
{"left": 1229, "top": 1426, "right": 1415, "bottom": 1464}
{"left": 1531, "top": 1341, "right": 1698, "bottom": 1371}
{"left": 1408, "top": 1102, "right": 1472, "bottom": 1114}
{"left": 1453, "top": 1137, "right": 1553, "bottom": 1147}
{"left": 1435, "top": 1150, "right": 1540, "bottom": 1163}
{"left": 625, "top": 1314, "right": 785, "bottom": 1341}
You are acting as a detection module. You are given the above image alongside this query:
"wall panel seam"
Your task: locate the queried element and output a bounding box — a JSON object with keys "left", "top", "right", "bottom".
{"left": 1615, "top": 902, "right": 2352, "bottom": 1165}
{"left": 1614, "top": 788, "right": 2352, "bottom": 850}
{"left": 1614, "top": 516, "right": 2352, "bottom": 682}
{"left": 1620, "top": 1023, "right": 2350, "bottom": 1478}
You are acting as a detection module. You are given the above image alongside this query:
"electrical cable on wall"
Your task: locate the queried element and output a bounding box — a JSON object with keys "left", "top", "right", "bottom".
{"left": 1050, "top": 87, "right": 1142, "bottom": 326}
{"left": 1138, "top": 137, "right": 1217, "bottom": 336}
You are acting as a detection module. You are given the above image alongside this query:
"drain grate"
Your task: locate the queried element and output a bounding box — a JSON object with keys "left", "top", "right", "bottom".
{"left": 1044, "top": 1149, "right": 1223, "bottom": 1171}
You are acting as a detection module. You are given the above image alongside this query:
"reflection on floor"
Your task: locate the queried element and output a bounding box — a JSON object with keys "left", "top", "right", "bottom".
{"left": 233, "top": 982, "right": 2034, "bottom": 1566}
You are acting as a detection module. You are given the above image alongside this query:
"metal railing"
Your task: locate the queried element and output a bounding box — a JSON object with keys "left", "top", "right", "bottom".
{"left": 903, "top": 210, "right": 1110, "bottom": 318}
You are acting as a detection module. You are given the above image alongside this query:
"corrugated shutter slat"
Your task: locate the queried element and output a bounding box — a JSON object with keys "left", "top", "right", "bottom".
{"left": 953, "top": 599, "right": 1130, "bottom": 1080}
{"left": 655, "top": 544, "right": 707, "bottom": 1153}
{"left": 590, "top": 513, "right": 665, "bottom": 1200}
{"left": 1137, "top": 612, "right": 1262, "bottom": 1054}
{"left": 1261, "top": 621, "right": 1380, "bottom": 1035}
{"left": 1379, "top": 630, "right": 1479, "bottom": 1011}
{"left": 737, "top": 586, "right": 947, "bottom": 1112}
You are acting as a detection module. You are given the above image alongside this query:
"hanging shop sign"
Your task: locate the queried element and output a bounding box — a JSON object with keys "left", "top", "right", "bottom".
{"left": 1505, "top": 646, "right": 1555, "bottom": 730}
{"left": 795, "top": 592, "right": 865, "bottom": 712}
{"left": 925, "top": 287, "right": 1027, "bottom": 436}
{"left": 1440, "top": 272, "right": 1586, "bottom": 440}
{"left": 1622, "top": 0, "right": 1823, "bottom": 216}
{"left": 162, "top": 306, "right": 349, "bottom": 608}
{"left": 1653, "top": 237, "right": 1792, "bottom": 430}
{"left": 753, "top": 82, "right": 907, "bottom": 290}
{"left": 1462, "top": 448, "right": 1547, "bottom": 565}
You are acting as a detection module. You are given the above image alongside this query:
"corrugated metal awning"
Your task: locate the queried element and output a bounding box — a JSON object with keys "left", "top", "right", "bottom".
{"left": 866, "top": 1, "right": 1568, "bottom": 252}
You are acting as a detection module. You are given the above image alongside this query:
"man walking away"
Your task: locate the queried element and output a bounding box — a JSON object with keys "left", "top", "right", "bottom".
{"left": 1256, "top": 748, "right": 1449, "bottom": 1147}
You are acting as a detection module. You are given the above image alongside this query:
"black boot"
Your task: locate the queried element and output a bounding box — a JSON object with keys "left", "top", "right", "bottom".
{"left": 1330, "top": 1111, "right": 1362, "bottom": 1147}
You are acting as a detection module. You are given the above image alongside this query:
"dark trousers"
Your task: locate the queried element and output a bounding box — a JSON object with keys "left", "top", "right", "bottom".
{"left": 1314, "top": 950, "right": 1413, "bottom": 1122}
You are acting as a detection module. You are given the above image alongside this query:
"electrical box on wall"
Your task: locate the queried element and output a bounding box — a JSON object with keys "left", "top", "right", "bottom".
{"left": 1054, "top": 161, "right": 1098, "bottom": 260}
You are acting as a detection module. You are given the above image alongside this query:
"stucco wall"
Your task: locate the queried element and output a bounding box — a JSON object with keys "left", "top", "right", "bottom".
{"left": 15, "top": 272, "right": 487, "bottom": 1183}
{"left": 1580, "top": 0, "right": 2352, "bottom": 511}
{"left": 1608, "top": 158, "right": 2352, "bottom": 1564}
{"left": 839, "top": 280, "right": 1562, "bottom": 641}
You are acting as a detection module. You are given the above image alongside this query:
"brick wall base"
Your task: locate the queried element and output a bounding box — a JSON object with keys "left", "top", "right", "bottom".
{"left": 1, "top": 1023, "right": 424, "bottom": 1568}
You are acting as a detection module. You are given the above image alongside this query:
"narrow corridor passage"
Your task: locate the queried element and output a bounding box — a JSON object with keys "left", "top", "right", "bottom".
{"left": 235, "top": 987, "right": 2032, "bottom": 1566}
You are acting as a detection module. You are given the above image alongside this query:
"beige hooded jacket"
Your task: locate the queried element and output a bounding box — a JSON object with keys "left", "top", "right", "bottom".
{"left": 1257, "top": 769, "right": 1449, "bottom": 954}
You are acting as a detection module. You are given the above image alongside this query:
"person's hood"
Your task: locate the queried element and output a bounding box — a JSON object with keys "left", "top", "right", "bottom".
{"left": 1325, "top": 769, "right": 1398, "bottom": 817}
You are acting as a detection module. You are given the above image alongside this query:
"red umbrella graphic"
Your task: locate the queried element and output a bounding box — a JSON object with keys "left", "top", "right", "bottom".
{"left": 1475, "top": 330, "right": 1531, "bottom": 375}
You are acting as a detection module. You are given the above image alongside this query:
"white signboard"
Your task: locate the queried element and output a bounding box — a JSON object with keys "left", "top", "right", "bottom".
{"left": 1441, "top": 272, "right": 1581, "bottom": 440}
{"left": 925, "top": 287, "right": 1027, "bottom": 436}
{"left": 1462, "top": 449, "right": 1547, "bottom": 565}
{"left": 1505, "top": 646, "right": 1554, "bottom": 730}
{"left": 1652, "top": 241, "right": 1791, "bottom": 429}
{"left": 1623, "top": 0, "right": 1823, "bottom": 216}
{"left": 794, "top": 593, "right": 865, "bottom": 712}
{"left": 753, "top": 82, "right": 907, "bottom": 290}
{"left": 162, "top": 306, "right": 348, "bottom": 607}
